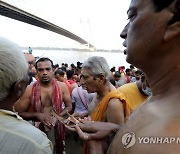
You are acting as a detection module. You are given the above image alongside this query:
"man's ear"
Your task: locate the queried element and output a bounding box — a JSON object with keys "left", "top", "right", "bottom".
{"left": 164, "top": 0, "right": 180, "bottom": 41}
{"left": 13, "top": 80, "right": 23, "bottom": 99}
{"left": 164, "top": 22, "right": 180, "bottom": 41}
{"left": 99, "top": 74, "right": 106, "bottom": 84}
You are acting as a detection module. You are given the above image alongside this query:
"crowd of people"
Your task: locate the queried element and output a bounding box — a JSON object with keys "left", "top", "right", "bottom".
{"left": 17, "top": 50, "right": 145, "bottom": 154}
{"left": 0, "top": 0, "right": 179, "bottom": 153}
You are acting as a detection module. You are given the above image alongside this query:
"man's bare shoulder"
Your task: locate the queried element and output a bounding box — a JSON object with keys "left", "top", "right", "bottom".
{"left": 108, "top": 99, "right": 180, "bottom": 154}
{"left": 24, "top": 84, "right": 33, "bottom": 95}
{"left": 57, "top": 81, "right": 66, "bottom": 89}
{"left": 107, "top": 98, "right": 124, "bottom": 114}
{"left": 108, "top": 98, "right": 123, "bottom": 106}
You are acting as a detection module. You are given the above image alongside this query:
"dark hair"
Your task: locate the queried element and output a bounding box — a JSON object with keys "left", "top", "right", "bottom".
{"left": 35, "top": 57, "right": 53, "bottom": 69}
{"left": 125, "top": 68, "right": 131, "bottom": 74}
{"left": 135, "top": 70, "right": 143, "bottom": 75}
{"left": 110, "top": 67, "right": 115, "bottom": 72}
{"left": 130, "top": 64, "right": 135, "bottom": 69}
{"left": 65, "top": 63, "right": 68, "bottom": 67}
{"left": 109, "top": 79, "right": 116, "bottom": 86}
{"left": 114, "top": 71, "right": 121, "bottom": 78}
{"left": 28, "top": 72, "right": 33, "bottom": 84}
{"left": 152, "top": 0, "right": 180, "bottom": 24}
{"left": 152, "top": 0, "right": 174, "bottom": 11}
{"left": 66, "top": 70, "right": 74, "bottom": 79}
{"left": 77, "top": 61, "right": 83, "bottom": 69}
{"left": 60, "top": 67, "right": 67, "bottom": 72}
{"left": 55, "top": 69, "right": 65, "bottom": 76}
{"left": 53, "top": 64, "right": 59, "bottom": 69}
{"left": 71, "top": 63, "right": 76, "bottom": 69}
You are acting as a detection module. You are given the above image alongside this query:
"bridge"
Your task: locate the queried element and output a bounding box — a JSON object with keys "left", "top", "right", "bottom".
{"left": 0, "top": 0, "right": 94, "bottom": 48}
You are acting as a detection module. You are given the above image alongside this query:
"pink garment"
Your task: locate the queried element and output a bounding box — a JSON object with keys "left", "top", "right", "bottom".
{"left": 67, "top": 79, "right": 76, "bottom": 85}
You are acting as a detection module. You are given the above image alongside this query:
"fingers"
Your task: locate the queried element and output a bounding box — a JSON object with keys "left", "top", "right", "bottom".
{"left": 83, "top": 116, "right": 91, "bottom": 121}
{"left": 74, "top": 125, "right": 110, "bottom": 140}
{"left": 78, "top": 118, "right": 90, "bottom": 124}
{"left": 75, "top": 125, "right": 89, "bottom": 141}
{"left": 51, "top": 116, "right": 57, "bottom": 126}
{"left": 68, "top": 116, "right": 79, "bottom": 124}
{"left": 76, "top": 121, "right": 96, "bottom": 133}
{"left": 65, "top": 124, "right": 76, "bottom": 132}
{"left": 52, "top": 111, "right": 64, "bottom": 122}
{"left": 43, "top": 121, "right": 53, "bottom": 128}
{"left": 43, "top": 115, "right": 57, "bottom": 127}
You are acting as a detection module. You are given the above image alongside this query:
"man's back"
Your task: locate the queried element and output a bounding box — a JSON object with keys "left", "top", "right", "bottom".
{"left": 0, "top": 109, "right": 52, "bottom": 154}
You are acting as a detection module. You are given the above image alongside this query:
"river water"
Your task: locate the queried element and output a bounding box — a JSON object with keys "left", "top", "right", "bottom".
{"left": 29, "top": 49, "right": 130, "bottom": 69}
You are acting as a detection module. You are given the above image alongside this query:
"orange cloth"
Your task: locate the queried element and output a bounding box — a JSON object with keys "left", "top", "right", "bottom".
{"left": 117, "top": 82, "right": 148, "bottom": 115}
{"left": 91, "top": 82, "right": 148, "bottom": 122}
{"left": 91, "top": 90, "right": 126, "bottom": 121}
{"left": 64, "top": 80, "right": 72, "bottom": 95}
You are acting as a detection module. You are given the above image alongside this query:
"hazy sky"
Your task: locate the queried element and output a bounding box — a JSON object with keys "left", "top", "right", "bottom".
{"left": 0, "top": 0, "right": 131, "bottom": 49}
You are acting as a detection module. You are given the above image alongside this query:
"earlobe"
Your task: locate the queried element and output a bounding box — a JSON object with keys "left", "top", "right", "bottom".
{"left": 164, "top": 22, "right": 180, "bottom": 41}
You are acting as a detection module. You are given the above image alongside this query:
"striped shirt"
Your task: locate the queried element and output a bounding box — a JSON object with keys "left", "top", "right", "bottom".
{"left": 0, "top": 109, "right": 53, "bottom": 154}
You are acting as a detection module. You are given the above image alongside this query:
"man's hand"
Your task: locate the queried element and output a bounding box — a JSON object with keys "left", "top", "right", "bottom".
{"left": 36, "top": 113, "right": 57, "bottom": 127}
{"left": 75, "top": 125, "right": 111, "bottom": 141}
{"left": 66, "top": 120, "right": 121, "bottom": 141}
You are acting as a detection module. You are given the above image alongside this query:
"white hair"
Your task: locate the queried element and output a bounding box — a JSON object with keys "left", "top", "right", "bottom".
{"left": 82, "top": 56, "right": 110, "bottom": 80}
{"left": 0, "top": 37, "right": 28, "bottom": 101}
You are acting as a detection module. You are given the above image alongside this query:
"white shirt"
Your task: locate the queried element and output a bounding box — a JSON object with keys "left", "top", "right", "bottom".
{"left": 0, "top": 109, "right": 53, "bottom": 154}
{"left": 72, "top": 86, "right": 95, "bottom": 114}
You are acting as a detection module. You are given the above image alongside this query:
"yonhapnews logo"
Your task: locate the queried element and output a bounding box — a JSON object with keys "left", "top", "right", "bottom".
{"left": 122, "top": 132, "right": 136, "bottom": 149}
{"left": 122, "top": 132, "right": 180, "bottom": 149}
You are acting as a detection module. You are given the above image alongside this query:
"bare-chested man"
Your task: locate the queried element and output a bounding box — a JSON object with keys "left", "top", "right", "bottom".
{"left": 69, "top": 0, "right": 180, "bottom": 153}
{"left": 14, "top": 57, "right": 72, "bottom": 154}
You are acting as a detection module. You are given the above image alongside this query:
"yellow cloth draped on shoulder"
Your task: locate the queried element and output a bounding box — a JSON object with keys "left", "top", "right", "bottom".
{"left": 91, "top": 90, "right": 126, "bottom": 121}
{"left": 91, "top": 82, "right": 148, "bottom": 121}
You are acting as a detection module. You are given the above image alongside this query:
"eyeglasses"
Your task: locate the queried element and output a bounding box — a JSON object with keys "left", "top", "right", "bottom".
{"left": 80, "top": 73, "right": 103, "bottom": 81}
{"left": 80, "top": 74, "right": 90, "bottom": 80}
